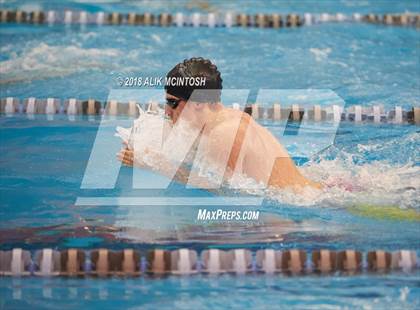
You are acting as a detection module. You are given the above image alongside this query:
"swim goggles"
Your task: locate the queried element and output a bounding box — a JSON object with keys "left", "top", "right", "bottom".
{"left": 165, "top": 97, "right": 182, "bottom": 110}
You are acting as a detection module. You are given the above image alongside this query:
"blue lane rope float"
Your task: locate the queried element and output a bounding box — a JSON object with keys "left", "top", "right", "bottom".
{"left": 0, "top": 248, "right": 418, "bottom": 277}
{"left": 0, "top": 10, "right": 419, "bottom": 28}
{"left": 0, "top": 97, "right": 419, "bottom": 125}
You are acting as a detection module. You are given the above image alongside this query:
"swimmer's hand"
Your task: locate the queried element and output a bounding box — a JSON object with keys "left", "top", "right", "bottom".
{"left": 117, "top": 141, "right": 140, "bottom": 167}
{"left": 117, "top": 148, "right": 134, "bottom": 166}
{"left": 117, "top": 141, "right": 156, "bottom": 168}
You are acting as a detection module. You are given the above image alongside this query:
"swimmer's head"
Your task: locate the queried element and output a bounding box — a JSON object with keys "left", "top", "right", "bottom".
{"left": 165, "top": 57, "right": 223, "bottom": 124}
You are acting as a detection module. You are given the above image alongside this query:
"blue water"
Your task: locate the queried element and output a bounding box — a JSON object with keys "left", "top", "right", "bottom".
{"left": 1, "top": 1, "right": 420, "bottom": 309}
{"left": 1, "top": 274, "right": 420, "bottom": 309}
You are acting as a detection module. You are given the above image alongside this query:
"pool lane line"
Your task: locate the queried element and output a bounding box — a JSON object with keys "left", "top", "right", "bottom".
{"left": 0, "top": 248, "right": 418, "bottom": 277}
{"left": 0, "top": 10, "right": 419, "bottom": 28}
{"left": 1, "top": 97, "right": 419, "bottom": 125}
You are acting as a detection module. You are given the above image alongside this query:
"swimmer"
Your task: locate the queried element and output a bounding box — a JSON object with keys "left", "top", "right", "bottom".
{"left": 118, "top": 57, "right": 321, "bottom": 192}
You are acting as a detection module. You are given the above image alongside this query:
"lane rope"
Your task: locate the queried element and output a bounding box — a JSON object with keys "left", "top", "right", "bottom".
{"left": 0, "top": 10, "right": 419, "bottom": 28}
{"left": 1, "top": 97, "right": 419, "bottom": 124}
{"left": 0, "top": 248, "right": 418, "bottom": 276}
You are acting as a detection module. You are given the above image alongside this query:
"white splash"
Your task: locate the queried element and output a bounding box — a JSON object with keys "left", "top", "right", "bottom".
{"left": 151, "top": 34, "right": 162, "bottom": 44}
{"left": 310, "top": 47, "right": 332, "bottom": 62}
{"left": 295, "top": 145, "right": 420, "bottom": 208}
{"left": 0, "top": 43, "right": 121, "bottom": 83}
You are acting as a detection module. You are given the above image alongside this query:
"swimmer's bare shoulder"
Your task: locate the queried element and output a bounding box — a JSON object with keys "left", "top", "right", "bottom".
{"left": 204, "top": 108, "right": 251, "bottom": 170}
{"left": 208, "top": 108, "right": 322, "bottom": 190}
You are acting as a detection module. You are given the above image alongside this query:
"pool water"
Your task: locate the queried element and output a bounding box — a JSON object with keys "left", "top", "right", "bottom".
{"left": 1, "top": 0, "right": 420, "bottom": 309}
{"left": 1, "top": 274, "right": 419, "bottom": 309}
{"left": 0, "top": 115, "right": 419, "bottom": 249}
{"left": 1, "top": 7, "right": 419, "bottom": 108}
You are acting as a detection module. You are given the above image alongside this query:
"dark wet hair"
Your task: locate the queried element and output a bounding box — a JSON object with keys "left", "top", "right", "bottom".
{"left": 165, "top": 57, "right": 223, "bottom": 103}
